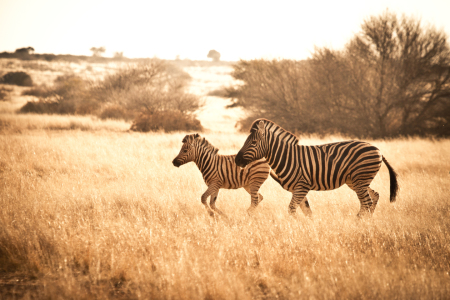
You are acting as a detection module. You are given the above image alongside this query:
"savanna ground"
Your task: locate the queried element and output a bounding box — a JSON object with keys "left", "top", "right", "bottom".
{"left": 1, "top": 59, "right": 450, "bottom": 299}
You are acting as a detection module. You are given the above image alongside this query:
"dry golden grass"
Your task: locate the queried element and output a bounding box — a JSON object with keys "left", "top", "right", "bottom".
{"left": 1, "top": 58, "right": 449, "bottom": 298}
{"left": 0, "top": 128, "right": 449, "bottom": 299}
{"left": 0, "top": 113, "right": 130, "bottom": 133}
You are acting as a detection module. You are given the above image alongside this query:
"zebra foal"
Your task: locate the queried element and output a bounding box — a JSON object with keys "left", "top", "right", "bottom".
{"left": 172, "top": 133, "right": 272, "bottom": 216}
{"left": 235, "top": 119, "right": 399, "bottom": 217}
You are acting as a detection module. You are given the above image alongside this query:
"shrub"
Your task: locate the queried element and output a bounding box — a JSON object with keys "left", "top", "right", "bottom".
{"left": 22, "top": 85, "right": 51, "bottom": 98}
{"left": 0, "top": 86, "right": 12, "bottom": 101}
{"left": 90, "top": 60, "right": 202, "bottom": 123}
{"left": 130, "top": 111, "right": 203, "bottom": 132}
{"left": 90, "top": 60, "right": 199, "bottom": 113}
{"left": 19, "top": 75, "right": 87, "bottom": 115}
{"left": 1, "top": 71, "right": 33, "bottom": 86}
{"left": 18, "top": 60, "right": 204, "bottom": 132}
{"left": 99, "top": 104, "right": 135, "bottom": 120}
{"left": 207, "top": 87, "right": 229, "bottom": 98}
{"left": 19, "top": 100, "right": 60, "bottom": 114}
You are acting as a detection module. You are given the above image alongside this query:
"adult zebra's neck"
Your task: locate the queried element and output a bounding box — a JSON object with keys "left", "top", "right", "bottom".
{"left": 264, "top": 130, "right": 299, "bottom": 175}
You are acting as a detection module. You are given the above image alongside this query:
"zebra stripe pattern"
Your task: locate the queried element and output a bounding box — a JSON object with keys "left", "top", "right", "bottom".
{"left": 172, "top": 133, "right": 272, "bottom": 216}
{"left": 235, "top": 119, "right": 399, "bottom": 217}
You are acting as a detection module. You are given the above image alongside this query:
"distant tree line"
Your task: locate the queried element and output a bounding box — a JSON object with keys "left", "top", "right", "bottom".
{"left": 0, "top": 46, "right": 126, "bottom": 62}
{"left": 228, "top": 11, "right": 450, "bottom": 138}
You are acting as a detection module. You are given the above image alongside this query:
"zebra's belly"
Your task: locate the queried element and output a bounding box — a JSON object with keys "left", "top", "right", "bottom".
{"left": 277, "top": 174, "right": 347, "bottom": 192}
{"left": 221, "top": 180, "right": 243, "bottom": 189}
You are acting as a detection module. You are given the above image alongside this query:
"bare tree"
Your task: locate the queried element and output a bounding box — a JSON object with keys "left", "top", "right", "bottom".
{"left": 15, "top": 47, "right": 35, "bottom": 55}
{"left": 113, "top": 51, "right": 124, "bottom": 59}
{"left": 228, "top": 11, "right": 450, "bottom": 137}
{"left": 340, "top": 11, "right": 450, "bottom": 137}
{"left": 207, "top": 50, "right": 221, "bottom": 62}
{"left": 90, "top": 47, "right": 106, "bottom": 57}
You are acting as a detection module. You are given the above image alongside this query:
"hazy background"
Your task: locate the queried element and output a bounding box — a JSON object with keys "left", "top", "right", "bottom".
{"left": 1, "top": 0, "right": 450, "bottom": 61}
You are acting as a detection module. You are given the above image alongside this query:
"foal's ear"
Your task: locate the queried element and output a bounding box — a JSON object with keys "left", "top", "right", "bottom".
{"left": 194, "top": 133, "right": 200, "bottom": 139}
{"left": 257, "top": 121, "right": 265, "bottom": 137}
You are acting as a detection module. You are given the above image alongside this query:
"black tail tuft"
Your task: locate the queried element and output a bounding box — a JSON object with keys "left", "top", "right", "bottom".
{"left": 382, "top": 156, "right": 399, "bottom": 202}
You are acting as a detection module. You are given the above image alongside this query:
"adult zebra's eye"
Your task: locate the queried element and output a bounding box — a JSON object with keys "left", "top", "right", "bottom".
{"left": 183, "top": 149, "right": 188, "bottom": 153}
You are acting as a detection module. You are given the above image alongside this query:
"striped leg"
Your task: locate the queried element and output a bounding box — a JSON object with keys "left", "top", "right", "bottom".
{"left": 288, "top": 187, "right": 312, "bottom": 217}
{"left": 209, "top": 190, "right": 226, "bottom": 216}
{"left": 368, "top": 187, "right": 380, "bottom": 212}
{"left": 244, "top": 186, "right": 263, "bottom": 214}
{"left": 346, "top": 180, "right": 373, "bottom": 217}
{"left": 201, "top": 184, "right": 221, "bottom": 217}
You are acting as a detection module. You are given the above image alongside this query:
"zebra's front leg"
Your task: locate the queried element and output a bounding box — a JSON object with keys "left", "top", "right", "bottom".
{"left": 201, "top": 185, "right": 220, "bottom": 217}
{"left": 289, "top": 187, "right": 311, "bottom": 217}
{"left": 209, "top": 190, "right": 227, "bottom": 217}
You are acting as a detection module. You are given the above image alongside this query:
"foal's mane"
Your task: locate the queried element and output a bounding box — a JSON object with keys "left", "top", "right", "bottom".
{"left": 182, "top": 134, "right": 219, "bottom": 155}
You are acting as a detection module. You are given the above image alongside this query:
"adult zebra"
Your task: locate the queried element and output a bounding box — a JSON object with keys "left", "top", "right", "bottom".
{"left": 172, "top": 133, "right": 273, "bottom": 216}
{"left": 235, "top": 119, "right": 399, "bottom": 217}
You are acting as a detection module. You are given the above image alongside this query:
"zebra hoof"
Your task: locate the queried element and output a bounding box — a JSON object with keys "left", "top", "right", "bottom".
{"left": 247, "top": 208, "right": 256, "bottom": 216}
{"left": 356, "top": 210, "right": 373, "bottom": 218}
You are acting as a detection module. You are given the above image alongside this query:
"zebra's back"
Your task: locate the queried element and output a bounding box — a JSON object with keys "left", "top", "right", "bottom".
{"left": 299, "top": 141, "right": 382, "bottom": 191}
{"left": 215, "top": 155, "right": 270, "bottom": 189}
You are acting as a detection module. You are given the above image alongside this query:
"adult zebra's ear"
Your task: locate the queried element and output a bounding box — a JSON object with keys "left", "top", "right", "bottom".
{"left": 257, "top": 121, "right": 265, "bottom": 137}
{"left": 194, "top": 133, "right": 200, "bottom": 139}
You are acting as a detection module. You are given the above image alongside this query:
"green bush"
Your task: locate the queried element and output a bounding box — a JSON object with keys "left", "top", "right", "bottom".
{"left": 130, "top": 111, "right": 203, "bottom": 132}
{"left": 1, "top": 71, "right": 33, "bottom": 86}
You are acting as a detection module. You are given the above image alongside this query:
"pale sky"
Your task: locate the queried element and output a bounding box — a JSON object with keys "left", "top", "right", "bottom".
{"left": 1, "top": 0, "right": 450, "bottom": 61}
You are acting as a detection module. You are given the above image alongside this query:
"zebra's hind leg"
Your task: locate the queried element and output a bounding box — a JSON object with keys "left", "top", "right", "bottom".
{"left": 356, "top": 189, "right": 373, "bottom": 217}
{"left": 346, "top": 180, "right": 378, "bottom": 217}
{"left": 244, "top": 186, "right": 262, "bottom": 215}
{"left": 354, "top": 187, "right": 373, "bottom": 217}
{"left": 257, "top": 193, "right": 264, "bottom": 204}
{"left": 289, "top": 187, "right": 311, "bottom": 217}
{"left": 368, "top": 187, "right": 380, "bottom": 213}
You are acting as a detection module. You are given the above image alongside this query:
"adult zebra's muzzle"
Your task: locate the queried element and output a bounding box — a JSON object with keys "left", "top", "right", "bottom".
{"left": 235, "top": 152, "right": 248, "bottom": 168}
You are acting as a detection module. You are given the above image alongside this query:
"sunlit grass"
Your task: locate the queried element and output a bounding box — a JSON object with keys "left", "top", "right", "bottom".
{"left": 0, "top": 129, "right": 449, "bottom": 299}
{"left": 0, "top": 58, "right": 448, "bottom": 298}
{"left": 0, "top": 113, "right": 130, "bottom": 133}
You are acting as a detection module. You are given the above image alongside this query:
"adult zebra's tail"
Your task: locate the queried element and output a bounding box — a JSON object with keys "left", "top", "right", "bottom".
{"left": 382, "top": 156, "right": 399, "bottom": 203}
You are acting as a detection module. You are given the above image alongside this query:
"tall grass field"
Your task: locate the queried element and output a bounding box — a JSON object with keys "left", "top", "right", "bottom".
{"left": 1, "top": 128, "right": 449, "bottom": 299}
{"left": 1, "top": 58, "right": 449, "bottom": 299}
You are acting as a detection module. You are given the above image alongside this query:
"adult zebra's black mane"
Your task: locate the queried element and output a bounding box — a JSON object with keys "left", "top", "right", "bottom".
{"left": 250, "top": 118, "right": 299, "bottom": 146}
